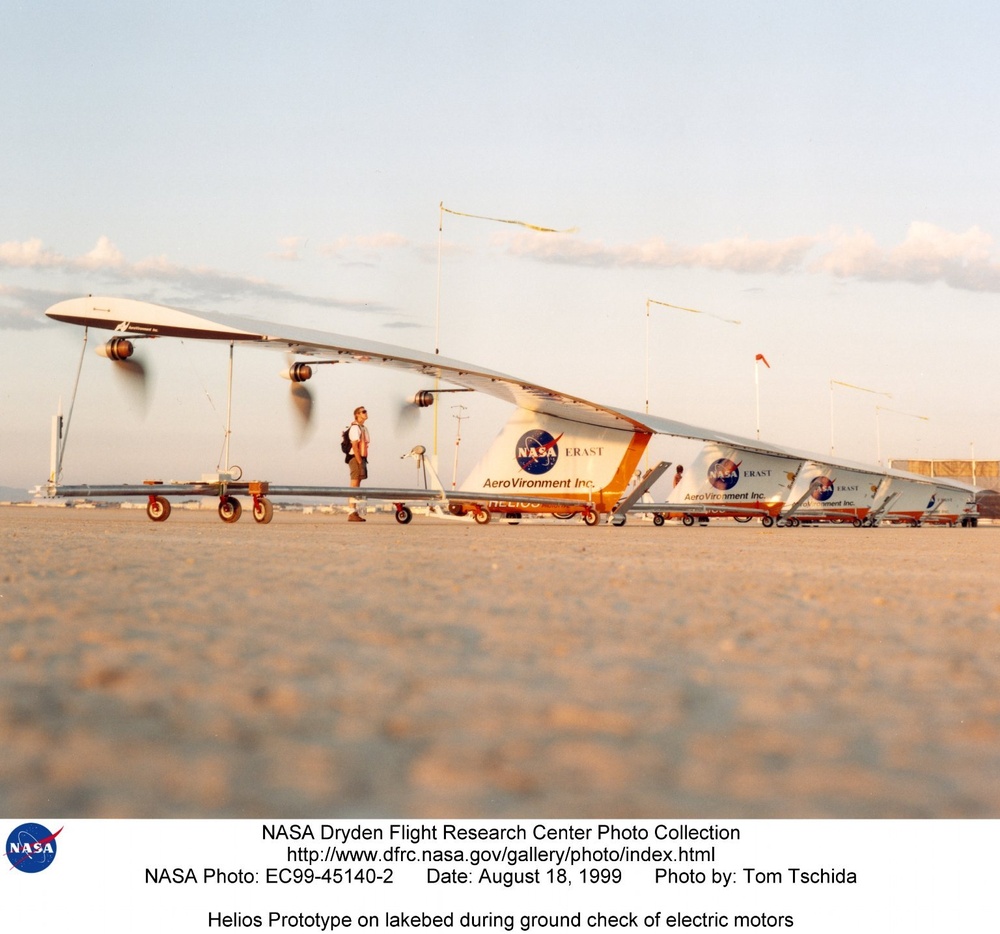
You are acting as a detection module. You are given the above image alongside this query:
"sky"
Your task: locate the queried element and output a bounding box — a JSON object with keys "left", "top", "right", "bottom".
{"left": 4, "top": 1, "right": 1000, "bottom": 492}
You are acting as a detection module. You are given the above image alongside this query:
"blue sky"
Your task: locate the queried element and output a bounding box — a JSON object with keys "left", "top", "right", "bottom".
{"left": 4, "top": 2, "right": 1000, "bottom": 489}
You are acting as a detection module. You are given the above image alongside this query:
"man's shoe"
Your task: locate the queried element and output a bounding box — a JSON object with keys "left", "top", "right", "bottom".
{"left": 348, "top": 512, "right": 366, "bottom": 522}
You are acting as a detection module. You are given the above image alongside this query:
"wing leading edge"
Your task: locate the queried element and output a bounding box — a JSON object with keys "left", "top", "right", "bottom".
{"left": 43, "top": 296, "right": 822, "bottom": 447}
{"left": 45, "top": 296, "right": 643, "bottom": 433}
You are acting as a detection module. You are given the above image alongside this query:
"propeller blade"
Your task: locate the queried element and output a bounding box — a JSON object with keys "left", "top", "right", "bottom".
{"left": 112, "top": 357, "right": 150, "bottom": 413}
{"left": 396, "top": 395, "right": 423, "bottom": 431}
{"left": 290, "top": 382, "right": 314, "bottom": 430}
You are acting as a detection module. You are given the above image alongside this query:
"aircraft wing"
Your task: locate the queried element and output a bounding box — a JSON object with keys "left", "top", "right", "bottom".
{"left": 43, "top": 297, "right": 976, "bottom": 496}
{"left": 43, "top": 297, "right": 865, "bottom": 461}
{"left": 46, "top": 296, "right": 646, "bottom": 433}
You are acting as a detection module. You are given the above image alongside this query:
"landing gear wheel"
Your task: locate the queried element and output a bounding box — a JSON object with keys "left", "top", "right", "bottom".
{"left": 761, "top": 515, "right": 775, "bottom": 528}
{"left": 252, "top": 497, "right": 273, "bottom": 524}
{"left": 582, "top": 509, "right": 600, "bottom": 527}
{"left": 146, "top": 496, "right": 171, "bottom": 522}
{"left": 852, "top": 517, "right": 863, "bottom": 528}
{"left": 219, "top": 496, "right": 242, "bottom": 523}
{"left": 395, "top": 505, "right": 413, "bottom": 524}
{"left": 473, "top": 508, "right": 492, "bottom": 525}
{"left": 682, "top": 514, "right": 695, "bottom": 527}
{"left": 653, "top": 513, "right": 665, "bottom": 527}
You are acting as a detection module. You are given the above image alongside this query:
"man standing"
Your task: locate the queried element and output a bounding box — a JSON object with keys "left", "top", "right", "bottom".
{"left": 347, "top": 405, "right": 370, "bottom": 522}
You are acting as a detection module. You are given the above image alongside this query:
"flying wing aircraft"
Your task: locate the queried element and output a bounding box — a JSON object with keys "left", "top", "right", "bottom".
{"left": 43, "top": 296, "right": 978, "bottom": 528}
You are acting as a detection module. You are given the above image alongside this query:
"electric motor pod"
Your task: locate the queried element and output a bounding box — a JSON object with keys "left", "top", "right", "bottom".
{"left": 287, "top": 362, "right": 313, "bottom": 382}
{"left": 97, "top": 337, "right": 134, "bottom": 361}
{"left": 413, "top": 390, "right": 435, "bottom": 407}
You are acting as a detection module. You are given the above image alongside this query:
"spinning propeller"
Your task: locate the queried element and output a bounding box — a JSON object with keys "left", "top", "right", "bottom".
{"left": 395, "top": 390, "right": 432, "bottom": 430}
{"left": 280, "top": 357, "right": 347, "bottom": 433}
{"left": 96, "top": 338, "right": 150, "bottom": 409}
{"left": 282, "top": 360, "right": 315, "bottom": 431}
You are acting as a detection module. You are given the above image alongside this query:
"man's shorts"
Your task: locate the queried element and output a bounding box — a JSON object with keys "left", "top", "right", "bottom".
{"left": 350, "top": 456, "right": 368, "bottom": 482}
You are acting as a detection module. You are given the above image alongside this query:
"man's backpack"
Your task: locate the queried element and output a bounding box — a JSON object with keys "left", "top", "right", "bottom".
{"left": 341, "top": 426, "right": 353, "bottom": 463}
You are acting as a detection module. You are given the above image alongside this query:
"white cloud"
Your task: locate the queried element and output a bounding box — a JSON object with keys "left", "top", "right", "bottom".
{"left": 269, "top": 236, "right": 307, "bottom": 262}
{"left": 0, "top": 237, "right": 65, "bottom": 268}
{"left": 78, "top": 235, "right": 127, "bottom": 269}
{"left": 815, "top": 222, "right": 1000, "bottom": 291}
{"left": 7, "top": 221, "right": 1000, "bottom": 333}
{"left": 503, "top": 222, "right": 1000, "bottom": 294}
{"left": 0, "top": 236, "right": 394, "bottom": 322}
{"left": 319, "top": 232, "right": 409, "bottom": 257}
{"left": 504, "top": 231, "right": 819, "bottom": 274}
{"left": 677, "top": 235, "right": 820, "bottom": 274}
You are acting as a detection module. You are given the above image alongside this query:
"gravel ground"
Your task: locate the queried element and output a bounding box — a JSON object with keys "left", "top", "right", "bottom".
{"left": 2, "top": 507, "right": 998, "bottom": 818}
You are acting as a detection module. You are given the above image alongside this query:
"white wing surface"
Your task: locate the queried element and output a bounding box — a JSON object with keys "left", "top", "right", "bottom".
{"left": 45, "top": 296, "right": 975, "bottom": 499}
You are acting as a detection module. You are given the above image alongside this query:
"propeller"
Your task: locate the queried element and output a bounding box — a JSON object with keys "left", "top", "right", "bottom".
{"left": 97, "top": 338, "right": 150, "bottom": 411}
{"left": 289, "top": 381, "right": 314, "bottom": 429}
{"left": 281, "top": 359, "right": 316, "bottom": 434}
{"left": 396, "top": 396, "right": 423, "bottom": 430}
{"left": 397, "top": 389, "right": 473, "bottom": 430}
{"left": 396, "top": 389, "right": 441, "bottom": 430}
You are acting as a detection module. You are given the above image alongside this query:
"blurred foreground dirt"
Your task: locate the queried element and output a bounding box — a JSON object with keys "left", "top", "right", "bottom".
{"left": 2, "top": 508, "right": 998, "bottom": 817}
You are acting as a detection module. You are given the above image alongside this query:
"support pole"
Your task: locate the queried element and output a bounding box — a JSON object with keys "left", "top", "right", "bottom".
{"left": 54, "top": 326, "right": 89, "bottom": 484}
{"left": 223, "top": 341, "right": 234, "bottom": 475}
{"left": 754, "top": 360, "right": 761, "bottom": 440}
{"left": 49, "top": 404, "right": 62, "bottom": 485}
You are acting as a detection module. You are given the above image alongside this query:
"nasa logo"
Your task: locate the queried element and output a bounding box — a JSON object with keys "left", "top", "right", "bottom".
{"left": 812, "top": 477, "right": 835, "bottom": 501}
{"left": 515, "top": 430, "right": 563, "bottom": 475}
{"left": 6, "top": 822, "right": 62, "bottom": 873}
{"left": 708, "top": 458, "right": 741, "bottom": 491}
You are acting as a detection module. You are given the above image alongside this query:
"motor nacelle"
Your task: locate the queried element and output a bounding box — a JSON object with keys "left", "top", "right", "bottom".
{"left": 282, "top": 362, "right": 314, "bottom": 382}
{"left": 96, "top": 337, "right": 135, "bottom": 361}
{"left": 413, "top": 390, "right": 435, "bottom": 407}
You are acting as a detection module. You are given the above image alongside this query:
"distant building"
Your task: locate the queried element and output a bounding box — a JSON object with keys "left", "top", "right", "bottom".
{"left": 890, "top": 458, "right": 1000, "bottom": 520}
{"left": 889, "top": 459, "right": 998, "bottom": 492}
